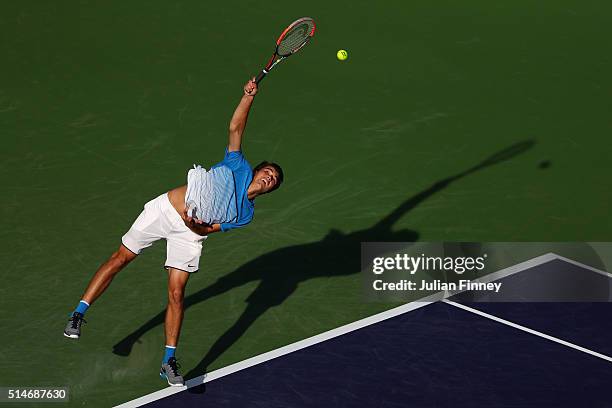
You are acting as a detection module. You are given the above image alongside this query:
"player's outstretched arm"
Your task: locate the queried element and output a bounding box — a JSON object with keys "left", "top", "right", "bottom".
{"left": 227, "top": 79, "right": 258, "bottom": 152}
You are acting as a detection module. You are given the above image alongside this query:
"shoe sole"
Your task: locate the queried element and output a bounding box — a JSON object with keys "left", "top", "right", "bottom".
{"left": 63, "top": 332, "right": 79, "bottom": 339}
{"left": 160, "top": 372, "right": 184, "bottom": 387}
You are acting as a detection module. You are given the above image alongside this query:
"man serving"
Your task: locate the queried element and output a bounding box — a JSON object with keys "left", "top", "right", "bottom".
{"left": 63, "top": 79, "right": 283, "bottom": 386}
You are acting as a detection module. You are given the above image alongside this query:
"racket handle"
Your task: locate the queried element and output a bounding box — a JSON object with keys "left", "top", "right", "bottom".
{"left": 255, "top": 69, "right": 268, "bottom": 85}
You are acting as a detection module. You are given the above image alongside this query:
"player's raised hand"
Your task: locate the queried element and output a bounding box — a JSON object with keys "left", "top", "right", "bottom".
{"left": 244, "top": 78, "right": 258, "bottom": 96}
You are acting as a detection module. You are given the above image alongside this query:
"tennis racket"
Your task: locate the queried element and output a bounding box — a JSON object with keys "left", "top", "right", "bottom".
{"left": 254, "top": 17, "right": 316, "bottom": 84}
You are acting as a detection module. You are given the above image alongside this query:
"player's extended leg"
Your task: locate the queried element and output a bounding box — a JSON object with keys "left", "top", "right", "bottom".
{"left": 82, "top": 244, "right": 138, "bottom": 304}
{"left": 63, "top": 245, "right": 138, "bottom": 339}
{"left": 160, "top": 267, "right": 190, "bottom": 387}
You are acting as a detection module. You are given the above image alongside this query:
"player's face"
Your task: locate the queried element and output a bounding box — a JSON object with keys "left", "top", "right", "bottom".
{"left": 254, "top": 166, "right": 280, "bottom": 193}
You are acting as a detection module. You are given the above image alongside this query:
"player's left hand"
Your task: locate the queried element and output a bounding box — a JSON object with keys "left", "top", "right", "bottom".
{"left": 181, "top": 208, "right": 208, "bottom": 227}
{"left": 181, "top": 208, "right": 209, "bottom": 231}
{"left": 244, "top": 78, "right": 257, "bottom": 96}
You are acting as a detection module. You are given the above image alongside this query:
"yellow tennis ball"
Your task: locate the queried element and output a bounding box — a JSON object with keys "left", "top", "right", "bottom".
{"left": 337, "top": 49, "right": 348, "bottom": 61}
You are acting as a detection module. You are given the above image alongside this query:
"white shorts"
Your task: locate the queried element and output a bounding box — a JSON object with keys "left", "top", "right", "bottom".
{"left": 121, "top": 193, "right": 208, "bottom": 273}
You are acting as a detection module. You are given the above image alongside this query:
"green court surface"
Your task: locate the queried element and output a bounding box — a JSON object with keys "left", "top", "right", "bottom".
{"left": 1, "top": 1, "right": 611, "bottom": 406}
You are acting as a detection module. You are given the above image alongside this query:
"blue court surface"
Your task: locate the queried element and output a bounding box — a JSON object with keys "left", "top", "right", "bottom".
{"left": 117, "top": 255, "right": 612, "bottom": 407}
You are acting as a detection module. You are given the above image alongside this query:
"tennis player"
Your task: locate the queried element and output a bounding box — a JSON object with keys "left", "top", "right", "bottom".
{"left": 63, "top": 79, "right": 283, "bottom": 386}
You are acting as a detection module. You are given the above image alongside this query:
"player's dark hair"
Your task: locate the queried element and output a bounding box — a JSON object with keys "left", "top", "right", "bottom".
{"left": 253, "top": 161, "right": 284, "bottom": 193}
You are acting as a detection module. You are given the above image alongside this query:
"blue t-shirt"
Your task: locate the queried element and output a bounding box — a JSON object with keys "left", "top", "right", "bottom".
{"left": 211, "top": 149, "right": 254, "bottom": 232}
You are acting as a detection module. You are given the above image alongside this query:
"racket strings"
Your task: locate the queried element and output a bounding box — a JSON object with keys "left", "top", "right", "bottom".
{"left": 277, "top": 19, "right": 314, "bottom": 56}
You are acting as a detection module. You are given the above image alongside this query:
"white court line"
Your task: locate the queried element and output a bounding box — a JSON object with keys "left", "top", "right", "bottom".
{"left": 114, "top": 252, "right": 600, "bottom": 407}
{"left": 552, "top": 254, "right": 612, "bottom": 279}
{"left": 113, "top": 297, "right": 439, "bottom": 408}
{"left": 443, "top": 299, "right": 612, "bottom": 363}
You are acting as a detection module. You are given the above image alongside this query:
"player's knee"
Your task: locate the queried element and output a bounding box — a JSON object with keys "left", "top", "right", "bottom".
{"left": 168, "top": 289, "right": 184, "bottom": 305}
{"left": 110, "top": 247, "right": 135, "bottom": 269}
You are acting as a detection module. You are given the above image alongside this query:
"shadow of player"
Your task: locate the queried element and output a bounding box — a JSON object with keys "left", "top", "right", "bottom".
{"left": 112, "top": 140, "right": 535, "bottom": 381}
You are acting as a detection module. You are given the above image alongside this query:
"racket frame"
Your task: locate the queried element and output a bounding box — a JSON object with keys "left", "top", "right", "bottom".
{"left": 255, "top": 17, "right": 315, "bottom": 84}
